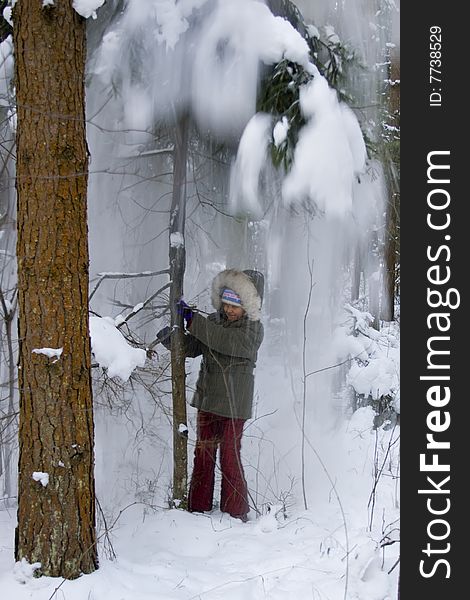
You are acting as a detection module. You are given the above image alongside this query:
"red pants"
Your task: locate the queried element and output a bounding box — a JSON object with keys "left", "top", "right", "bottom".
{"left": 188, "top": 410, "right": 249, "bottom": 518}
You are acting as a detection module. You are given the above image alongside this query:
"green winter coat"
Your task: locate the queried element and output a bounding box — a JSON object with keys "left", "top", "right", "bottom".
{"left": 185, "top": 311, "right": 264, "bottom": 420}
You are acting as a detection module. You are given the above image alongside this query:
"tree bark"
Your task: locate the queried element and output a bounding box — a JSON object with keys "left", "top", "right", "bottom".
{"left": 169, "top": 113, "right": 189, "bottom": 506}
{"left": 14, "top": 1, "right": 97, "bottom": 578}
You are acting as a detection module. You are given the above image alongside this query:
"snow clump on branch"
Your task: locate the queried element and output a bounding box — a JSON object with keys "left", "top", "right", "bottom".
{"left": 282, "top": 76, "right": 366, "bottom": 218}
{"left": 89, "top": 316, "right": 146, "bottom": 381}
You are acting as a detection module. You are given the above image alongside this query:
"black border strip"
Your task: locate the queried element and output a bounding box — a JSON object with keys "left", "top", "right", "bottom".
{"left": 402, "top": 4, "right": 465, "bottom": 597}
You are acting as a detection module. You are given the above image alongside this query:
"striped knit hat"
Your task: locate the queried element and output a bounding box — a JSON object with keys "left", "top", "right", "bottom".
{"left": 221, "top": 288, "right": 242, "bottom": 307}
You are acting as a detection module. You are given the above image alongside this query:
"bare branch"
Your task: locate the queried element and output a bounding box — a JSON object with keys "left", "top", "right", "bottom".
{"left": 120, "top": 146, "right": 174, "bottom": 159}
{"left": 89, "top": 269, "right": 169, "bottom": 302}
{"left": 116, "top": 282, "right": 172, "bottom": 329}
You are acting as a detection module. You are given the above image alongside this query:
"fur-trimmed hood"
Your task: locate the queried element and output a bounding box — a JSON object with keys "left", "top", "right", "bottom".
{"left": 211, "top": 269, "right": 264, "bottom": 321}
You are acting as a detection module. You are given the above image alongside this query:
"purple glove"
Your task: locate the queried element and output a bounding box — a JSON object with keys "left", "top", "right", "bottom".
{"left": 176, "top": 299, "right": 194, "bottom": 327}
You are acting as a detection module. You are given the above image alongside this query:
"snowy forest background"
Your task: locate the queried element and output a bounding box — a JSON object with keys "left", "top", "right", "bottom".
{"left": 0, "top": 1, "right": 400, "bottom": 599}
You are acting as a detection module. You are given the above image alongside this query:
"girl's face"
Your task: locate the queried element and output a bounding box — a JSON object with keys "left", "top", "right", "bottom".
{"left": 223, "top": 303, "right": 245, "bottom": 322}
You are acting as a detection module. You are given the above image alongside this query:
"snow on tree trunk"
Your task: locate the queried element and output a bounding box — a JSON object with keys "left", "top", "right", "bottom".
{"left": 13, "top": 0, "right": 97, "bottom": 578}
{"left": 169, "top": 113, "right": 189, "bottom": 506}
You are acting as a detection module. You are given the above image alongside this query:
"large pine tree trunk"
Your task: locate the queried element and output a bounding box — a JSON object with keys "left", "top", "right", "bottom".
{"left": 14, "top": 1, "right": 97, "bottom": 578}
{"left": 169, "top": 114, "right": 189, "bottom": 506}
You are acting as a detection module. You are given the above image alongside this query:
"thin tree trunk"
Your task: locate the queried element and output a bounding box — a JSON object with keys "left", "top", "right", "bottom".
{"left": 382, "top": 181, "right": 398, "bottom": 321}
{"left": 169, "top": 113, "right": 189, "bottom": 506}
{"left": 14, "top": 1, "right": 97, "bottom": 578}
{"left": 368, "top": 232, "right": 380, "bottom": 331}
{"left": 351, "top": 243, "right": 362, "bottom": 302}
{"left": 0, "top": 287, "right": 16, "bottom": 502}
{"left": 381, "top": 51, "right": 400, "bottom": 322}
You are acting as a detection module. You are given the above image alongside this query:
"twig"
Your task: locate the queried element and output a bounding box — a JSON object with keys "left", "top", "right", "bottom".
{"left": 368, "top": 424, "right": 400, "bottom": 529}
{"left": 305, "top": 357, "right": 353, "bottom": 378}
{"left": 96, "top": 497, "right": 116, "bottom": 561}
{"left": 388, "top": 556, "right": 400, "bottom": 575}
{"left": 116, "top": 282, "right": 172, "bottom": 329}
{"left": 120, "top": 146, "right": 174, "bottom": 159}
{"left": 301, "top": 242, "right": 315, "bottom": 511}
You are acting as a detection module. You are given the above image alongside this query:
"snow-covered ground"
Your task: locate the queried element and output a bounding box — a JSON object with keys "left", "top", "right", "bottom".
{"left": 0, "top": 339, "right": 400, "bottom": 600}
{"left": 0, "top": 490, "right": 398, "bottom": 600}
